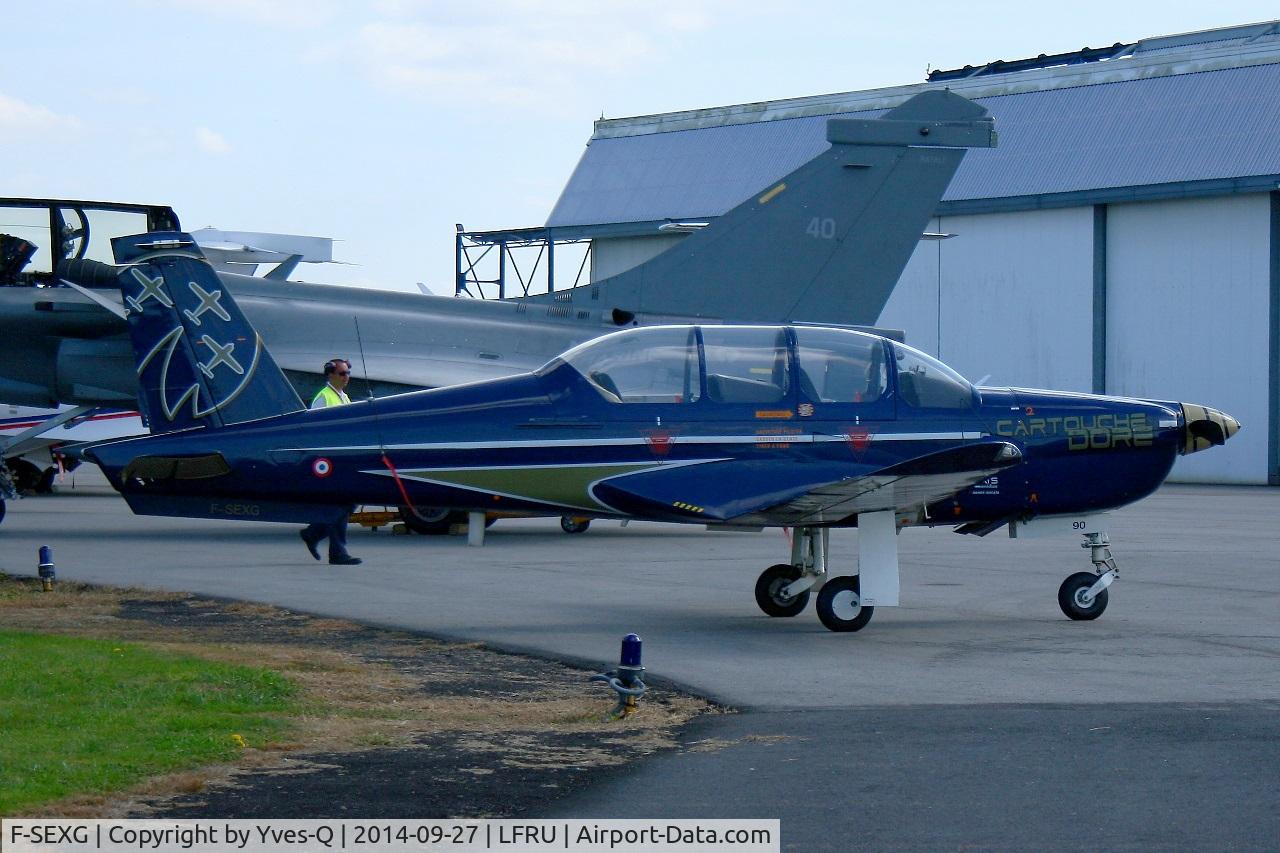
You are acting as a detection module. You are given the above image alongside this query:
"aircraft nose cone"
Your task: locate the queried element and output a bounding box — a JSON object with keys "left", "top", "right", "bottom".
{"left": 1180, "top": 403, "right": 1241, "bottom": 454}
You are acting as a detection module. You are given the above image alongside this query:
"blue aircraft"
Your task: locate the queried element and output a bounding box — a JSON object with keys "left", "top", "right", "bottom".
{"left": 84, "top": 232, "right": 1239, "bottom": 632}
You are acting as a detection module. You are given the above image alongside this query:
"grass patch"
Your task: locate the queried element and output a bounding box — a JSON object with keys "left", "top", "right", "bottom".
{"left": 0, "top": 631, "right": 298, "bottom": 814}
{"left": 0, "top": 574, "right": 709, "bottom": 817}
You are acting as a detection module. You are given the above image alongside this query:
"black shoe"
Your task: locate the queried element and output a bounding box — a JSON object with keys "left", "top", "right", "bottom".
{"left": 329, "top": 554, "right": 362, "bottom": 566}
{"left": 299, "top": 530, "right": 321, "bottom": 561}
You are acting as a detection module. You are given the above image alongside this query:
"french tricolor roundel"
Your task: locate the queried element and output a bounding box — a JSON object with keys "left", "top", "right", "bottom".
{"left": 312, "top": 457, "right": 333, "bottom": 478}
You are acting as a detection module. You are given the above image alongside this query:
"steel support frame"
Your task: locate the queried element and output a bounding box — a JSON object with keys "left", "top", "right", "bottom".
{"left": 455, "top": 231, "right": 591, "bottom": 300}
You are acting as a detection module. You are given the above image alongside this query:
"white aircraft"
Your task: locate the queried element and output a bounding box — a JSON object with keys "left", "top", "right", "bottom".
{"left": 1, "top": 404, "right": 144, "bottom": 493}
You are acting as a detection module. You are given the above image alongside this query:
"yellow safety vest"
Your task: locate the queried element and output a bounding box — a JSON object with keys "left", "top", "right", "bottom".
{"left": 312, "top": 385, "right": 349, "bottom": 408}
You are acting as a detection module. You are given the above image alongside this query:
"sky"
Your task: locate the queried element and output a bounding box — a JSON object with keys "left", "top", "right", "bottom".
{"left": 3, "top": 1, "right": 1276, "bottom": 294}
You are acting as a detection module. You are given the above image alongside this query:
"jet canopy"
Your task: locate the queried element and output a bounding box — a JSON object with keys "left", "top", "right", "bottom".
{"left": 550, "top": 325, "right": 976, "bottom": 409}
{"left": 0, "top": 198, "right": 179, "bottom": 286}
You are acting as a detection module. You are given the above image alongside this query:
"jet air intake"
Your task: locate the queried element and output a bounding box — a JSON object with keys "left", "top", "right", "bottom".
{"left": 1180, "top": 403, "right": 1240, "bottom": 454}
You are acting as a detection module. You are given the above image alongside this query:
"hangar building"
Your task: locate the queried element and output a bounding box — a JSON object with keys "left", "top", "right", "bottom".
{"left": 463, "top": 21, "right": 1280, "bottom": 485}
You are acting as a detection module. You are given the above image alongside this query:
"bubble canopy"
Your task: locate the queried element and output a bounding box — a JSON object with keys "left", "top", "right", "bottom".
{"left": 891, "top": 340, "right": 977, "bottom": 409}
{"left": 543, "top": 325, "right": 976, "bottom": 409}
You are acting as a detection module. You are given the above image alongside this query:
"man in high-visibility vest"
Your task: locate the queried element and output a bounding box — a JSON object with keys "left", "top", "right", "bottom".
{"left": 310, "top": 357, "right": 353, "bottom": 409}
{"left": 300, "top": 358, "right": 362, "bottom": 565}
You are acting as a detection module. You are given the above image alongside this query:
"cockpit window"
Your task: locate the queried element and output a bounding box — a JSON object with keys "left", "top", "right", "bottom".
{"left": 0, "top": 204, "right": 156, "bottom": 282}
{"left": 702, "top": 326, "right": 789, "bottom": 404}
{"left": 59, "top": 207, "right": 150, "bottom": 265}
{"left": 794, "top": 327, "right": 887, "bottom": 403}
{"left": 1, "top": 207, "right": 53, "bottom": 274}
{"left": 559, "top": 326, "right": 700, "bottom": 403}
{"left": 893, "top": 343, "right": 975, "bottom": 409}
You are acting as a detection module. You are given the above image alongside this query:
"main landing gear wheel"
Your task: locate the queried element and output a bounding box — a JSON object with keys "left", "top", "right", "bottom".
{"left": 397, "top": 505, "right": 465, "bottom": 535}
{"left": 1058, "top": 572, "right": 1109, "bottom": 621}
{"left": 560, "top": 516, "right": 591, "bottom": 534}
{"left": 754, "top": 564, "right": 810, "bottom": 617}
{"left": 816, "top": 576, "right": 874, "bottom": 632}
{"left": 7, "top": 459, "right": 49, "bottom": 495}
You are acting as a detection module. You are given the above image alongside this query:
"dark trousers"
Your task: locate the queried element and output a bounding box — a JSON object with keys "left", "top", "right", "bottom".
{"left": 302, "top": 516, "right": 350, "bottom": 559}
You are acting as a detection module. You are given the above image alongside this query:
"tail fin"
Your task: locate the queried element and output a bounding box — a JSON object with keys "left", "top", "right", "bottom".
{"left": 111, "top": 232, "right": 304, "bottom": 433}
{"left": 536, "top": 89, "right": 995, "bottom": 325}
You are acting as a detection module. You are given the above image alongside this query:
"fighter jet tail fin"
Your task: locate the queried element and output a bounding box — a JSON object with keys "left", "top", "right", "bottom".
{"left": 542, "top": 89, "right": 995, "bottom": 326}
{"left": 111, "top": 232, "right": 304, "bottom": 433}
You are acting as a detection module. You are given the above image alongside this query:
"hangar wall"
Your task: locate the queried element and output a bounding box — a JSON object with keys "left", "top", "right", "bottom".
{"left": 882, "top": 207, "right": 1095, "bottom": 393}
{"left": 590, "top": 235, "right": 684, "bottom": 282}
{"left": 1106, "top": 194, "right": 1271, "bottom": 484}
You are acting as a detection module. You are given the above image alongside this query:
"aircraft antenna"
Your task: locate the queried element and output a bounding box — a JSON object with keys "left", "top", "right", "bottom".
{"left": 353, "top": 316, "right": 417, "bottom": 509}
{"left": 352, "top": 316, "right": 385, "bottom": 448}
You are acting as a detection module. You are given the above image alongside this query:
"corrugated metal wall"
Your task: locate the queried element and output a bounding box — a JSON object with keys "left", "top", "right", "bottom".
{"left": 1106, "top": 195, "right": 1270, "bottom": 483}
{"left": 881, "top": 208, "right": 1094, "bottom": 391}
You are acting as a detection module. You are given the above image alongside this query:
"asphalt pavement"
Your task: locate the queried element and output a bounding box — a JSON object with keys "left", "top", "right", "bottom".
{"left": 1, "top": 471, "right": 1277, "bottom": 848}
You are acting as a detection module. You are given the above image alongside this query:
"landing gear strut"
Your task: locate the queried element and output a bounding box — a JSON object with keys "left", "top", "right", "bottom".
{"left": 754, "top": 527, "right": 827, "bottom": 618}
{"left": 1058, "top": 532, "right": 1118, "bottom": 620}
{"left": 754, "top": 513, "right": 900, "bottom": 633}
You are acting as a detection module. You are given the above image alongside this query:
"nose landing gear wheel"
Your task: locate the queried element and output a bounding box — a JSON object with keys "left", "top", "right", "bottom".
{"left": 754, "top": 564, "right": 810, "bottom": 617}
{"left": 816, "top": 576, "right": 874, "bottom": 632}
{"left": 1058, "top": 571, "right": 1109, "bottom": 620}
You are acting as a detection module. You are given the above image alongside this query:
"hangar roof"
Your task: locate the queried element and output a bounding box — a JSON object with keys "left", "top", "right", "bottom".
{"left": 546, "top": 21, "right": 1280, "bottom": 229}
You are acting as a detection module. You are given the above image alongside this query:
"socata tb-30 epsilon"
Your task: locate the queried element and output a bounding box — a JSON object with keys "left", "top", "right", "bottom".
{"left": 82, "top": 230, "right": 1239, "bottom": 633}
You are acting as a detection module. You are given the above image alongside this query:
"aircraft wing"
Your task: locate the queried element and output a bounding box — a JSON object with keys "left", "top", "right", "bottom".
{"left": 739, "top": 442, "right": 1022, "bottom": 526}
{"left": 593, "top": 442, "right": 1021, "bottom": 526}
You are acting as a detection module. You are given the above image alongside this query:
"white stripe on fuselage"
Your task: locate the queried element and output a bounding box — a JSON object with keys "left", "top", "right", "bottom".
{"left": 282, "top": 432, "right": 985, "bottom": 453}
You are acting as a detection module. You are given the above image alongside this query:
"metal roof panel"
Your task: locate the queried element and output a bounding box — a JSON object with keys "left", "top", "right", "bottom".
{"left": 547, "top": 62, "right": 1280, "bottom": 228}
